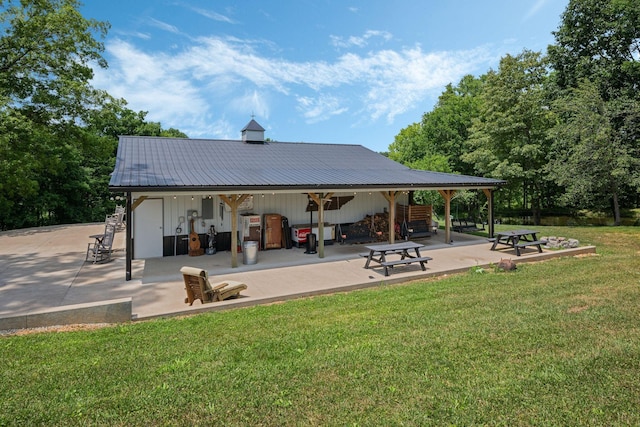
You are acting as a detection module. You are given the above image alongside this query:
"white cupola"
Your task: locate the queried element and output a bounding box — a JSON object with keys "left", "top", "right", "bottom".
{"left": 241, "top": 118, "right": 265, "bottom": 144}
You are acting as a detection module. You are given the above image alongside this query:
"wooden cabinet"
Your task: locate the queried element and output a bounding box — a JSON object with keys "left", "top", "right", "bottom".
{"left": 263, "top": 214, "right": 282, "bottom": 249}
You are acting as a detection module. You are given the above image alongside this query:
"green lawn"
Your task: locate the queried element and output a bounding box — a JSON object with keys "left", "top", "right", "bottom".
{"left": 1, "top": 226, "right": 639, "bottom": 426}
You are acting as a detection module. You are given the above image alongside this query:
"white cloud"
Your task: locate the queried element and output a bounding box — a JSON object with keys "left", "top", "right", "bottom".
{"left": 330, "top": 30, "right": 392, "bottom": 49}
{"left": 523, "top": 0, "right": 549, "bottom": 21}
{"left": 228, "top": 90, "right": 270, "bottom": 119}
{"left": 92, "top": 35, "right": 494, "bottom": 138}
{"left": 113, "top": 30, "right": 151, "bottom": 40}
{"left": 148, "top": 18, "right": 181, "bottom": 34}
{"left": 189, "top": 7, "right": 235, "bottom": 24}
{"left": 92, "top": 39, "right": 209, "bottom": 130}
{"left": 296, "top": 95, "right": 348, "bottom": 123}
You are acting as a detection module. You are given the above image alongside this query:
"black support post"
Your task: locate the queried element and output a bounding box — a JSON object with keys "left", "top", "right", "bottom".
{"left": 126, "top": 192, "right": 132, "bottom": 281}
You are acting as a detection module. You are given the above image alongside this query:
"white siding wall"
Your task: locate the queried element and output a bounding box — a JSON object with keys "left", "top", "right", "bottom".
{"left": 158, "top": 195, "right": 214, "bottom": 236}
{"left": 154, "top": 191, "right": 391, "bottom": 237}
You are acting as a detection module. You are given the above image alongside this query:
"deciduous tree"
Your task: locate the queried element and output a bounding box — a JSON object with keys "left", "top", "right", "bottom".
{"left": 548, "top": 0, "right": 640, "bottom": 101}
{"left": 464, "top": 50, "right": 555, "bottom": 224}
{"left": 548, "top": 80, "right": 639, "bottom": 224}
{"left": 421, "top": 74, "right": 484, "bottom": 176}
{"left": 0, "top": 0, "right": 110, "bottom": 228}
{"left": 547, "top": 0, "right": 640, "bottom": 223}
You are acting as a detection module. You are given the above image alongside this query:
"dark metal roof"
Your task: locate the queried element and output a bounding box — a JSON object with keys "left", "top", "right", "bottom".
{"left": 109, "top": 136, "right": 505, "bottom": 192}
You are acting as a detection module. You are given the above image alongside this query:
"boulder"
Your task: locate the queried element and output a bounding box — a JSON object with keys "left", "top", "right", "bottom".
{"left": 541, "top": 236, "right": 579, "bottom": 249}
{"left": 496, "top": 258, "right": 517, "bottom": 271}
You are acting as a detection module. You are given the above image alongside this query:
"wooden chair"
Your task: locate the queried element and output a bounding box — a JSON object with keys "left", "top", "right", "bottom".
{"left": 114, "top": 205, "right": 126, "bottom": 231}
{"left": 180, "top": 266, "right": 247, "bottom": 305}
{"left": 86, "top": 222, "right": 116, "bottom": 263}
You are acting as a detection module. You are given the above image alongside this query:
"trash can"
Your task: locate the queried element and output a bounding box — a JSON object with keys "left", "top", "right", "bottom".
{"left": 305, "top": 233, "right": 317, "bottom": 254}
{"left": 242, "top": 241, "right": 258, "bottom": 265}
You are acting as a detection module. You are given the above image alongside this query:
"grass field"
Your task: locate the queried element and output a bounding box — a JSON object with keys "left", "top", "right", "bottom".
{"left": 1, "top": 225, "right": 639, "bottom": 426}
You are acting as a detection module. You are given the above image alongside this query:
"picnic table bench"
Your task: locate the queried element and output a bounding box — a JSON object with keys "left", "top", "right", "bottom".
{"left": 363, "top": 241, "right": 432, "bottom": 276}
{"left": 490, "top": 229, "right": 547, "bottom": 256}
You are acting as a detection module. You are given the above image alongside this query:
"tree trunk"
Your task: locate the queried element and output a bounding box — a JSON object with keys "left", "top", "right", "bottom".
{"left": 612, "top": 192, "right": 621, "bottom": 226}
{"left": 532, "top": 183, "right": 541, "bottom": 226}
{"left": 522, "top": 181, "right": 527, "bottom": 224}
{"left": 532, "top": 204, "right": 541, "bottom": 226}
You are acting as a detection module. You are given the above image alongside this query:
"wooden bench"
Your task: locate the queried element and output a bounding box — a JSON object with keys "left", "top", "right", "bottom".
{"left": 514, "top": 240, "right": 547, "bottom": 256}
{"left": 380, "top": 256, "right": 433, "bottom": 276}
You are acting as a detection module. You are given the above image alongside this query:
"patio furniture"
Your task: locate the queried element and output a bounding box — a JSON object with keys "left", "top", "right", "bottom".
{"left": 336, "top": 222, "right": 377, "bottom": 244}
{"left": 400, "top": 219, "right": 432, "bottom": 240}
{"left": 114, "top": 205, "right": 126, "bottom": 231}
{"left": 363, "top": 241, "right": 432, "bottom": 276}
{"left": 180, "top": 266, "right": 247, "bottom": 305}
{"left": 451, "top": 218, "right": 483, "bottom": 233}
{"left": 490, "top": 229, "right": 547, "bottom": 256}
{"left": 86, "top": 222, "right": 116, "bottom": 263}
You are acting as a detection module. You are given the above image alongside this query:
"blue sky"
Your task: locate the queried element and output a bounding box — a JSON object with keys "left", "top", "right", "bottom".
{"left": 82, "top": 0, "right": 568, "bottom": 153}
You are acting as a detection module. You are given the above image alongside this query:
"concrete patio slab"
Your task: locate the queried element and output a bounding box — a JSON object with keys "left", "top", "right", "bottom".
{"left": 0, "top": 223, "right": 595, "bottom": 329}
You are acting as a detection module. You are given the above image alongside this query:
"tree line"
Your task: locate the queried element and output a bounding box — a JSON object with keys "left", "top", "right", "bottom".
{"left": 0, "top": 0, "right": 186, "bottom": 230}
{"left": 388, "top": 0, "right": 639, "bottom": 225}
{"left": 1, "top": 0, "right": 638, "bottom": 230}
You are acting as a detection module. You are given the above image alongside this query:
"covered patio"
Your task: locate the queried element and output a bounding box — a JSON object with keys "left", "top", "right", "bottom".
{"left": 0, "top": 222, "right": 595, "bottom": 330}
{"left": 110, "top": 123, "right": 506, "bottom": 281}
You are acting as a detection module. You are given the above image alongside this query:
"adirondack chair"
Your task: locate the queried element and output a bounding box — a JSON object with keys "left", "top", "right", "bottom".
{"left": 180, "top": 266, "right": 247, "bottom": 305}
{"left": 86, "top": 222, "right": 116, "bottom": 263}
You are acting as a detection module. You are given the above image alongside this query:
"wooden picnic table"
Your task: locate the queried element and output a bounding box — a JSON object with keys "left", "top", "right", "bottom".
{"left": 363, "top": 241, "right": 432, "bottom": 276}
{"left": 490, "top": 229, "right": 547, "bottom": 256}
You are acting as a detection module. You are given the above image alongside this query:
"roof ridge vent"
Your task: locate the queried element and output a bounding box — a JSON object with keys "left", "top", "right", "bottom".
{"left": 241, "top": 118, "right": 265, "bottom": 144}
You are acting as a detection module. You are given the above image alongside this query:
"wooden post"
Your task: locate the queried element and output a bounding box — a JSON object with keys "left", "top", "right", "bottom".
{"left": 483, "top": 189, "right": 495, "bottom": 238}
{"left": 380, "top": 191, "right": 397, "bottom": 243}
{"left": 219, "top": 194, "right": 249, "bottom": 268}
{"left": 131, "top": 195, "right": 147, "bottom": 211}
{"left": 438, "top": 190, "right": 456, "bottom": 244}
{"left": 307, "top": 192, "right": 333, "bottom": 258}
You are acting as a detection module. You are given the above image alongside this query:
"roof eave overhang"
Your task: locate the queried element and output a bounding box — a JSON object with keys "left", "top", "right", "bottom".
{"left": 110, "top": 181, "right": 507, "bottom": 195}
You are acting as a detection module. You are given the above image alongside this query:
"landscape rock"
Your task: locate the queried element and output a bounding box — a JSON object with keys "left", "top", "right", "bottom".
{"left": 496, "top": 258, "right": 517, "bottom": 271}
{"left": 541, "top": 236, "right": 579, "bottom": 249}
